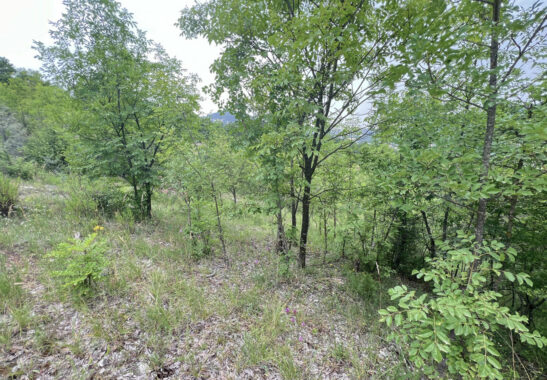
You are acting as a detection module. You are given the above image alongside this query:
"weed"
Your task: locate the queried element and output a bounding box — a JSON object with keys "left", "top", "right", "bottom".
{"left": 0, "top": 174, "right": 18, "bottom": 217}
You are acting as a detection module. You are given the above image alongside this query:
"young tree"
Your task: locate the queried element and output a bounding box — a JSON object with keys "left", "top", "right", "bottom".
{"left": 35, "top": 0, "right": 198, "bottom": 218}
{"left": 179, "top": 0, "right": 399, "bottom": 267}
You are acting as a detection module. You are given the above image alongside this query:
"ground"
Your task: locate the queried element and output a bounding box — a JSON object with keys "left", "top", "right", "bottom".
{"left": 0, "top": 174, "right": 409, "bottom": 379}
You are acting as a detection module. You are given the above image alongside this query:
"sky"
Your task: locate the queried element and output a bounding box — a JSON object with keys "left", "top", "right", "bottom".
{"left": 0, "top": 0, "right": 221, "bottom": 114}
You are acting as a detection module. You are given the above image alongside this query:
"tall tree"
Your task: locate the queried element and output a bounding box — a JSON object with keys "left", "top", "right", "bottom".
{"left": 398, "top": 0, "right": 546, "bottom": 249}
{"left": 35, "top": 0, "right": 198, "bottom": 218}
{"left": 179, "top": 0, "right": 399, "bottom": 267}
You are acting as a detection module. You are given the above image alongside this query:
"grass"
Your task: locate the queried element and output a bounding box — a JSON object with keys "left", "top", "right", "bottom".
{"left": 0, "top": 173, "right": 410, "bottom": 379}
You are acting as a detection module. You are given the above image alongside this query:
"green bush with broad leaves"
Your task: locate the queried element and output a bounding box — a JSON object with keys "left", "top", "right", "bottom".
{"left": 0, "top": 173, "right": 18, "bottom": 216}
{"left": 46, "top": 231, "right": 109, "bottom": 297}
{"left": 379, "top": 232, "right": 547, "bottom": 379}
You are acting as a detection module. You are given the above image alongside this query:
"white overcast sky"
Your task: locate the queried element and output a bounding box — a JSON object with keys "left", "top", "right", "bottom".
{"left": 0, "top": 0, "right": 221, "bottom": 114}
{"left": 0, "top": 0, "right": 540, "bottom": 114}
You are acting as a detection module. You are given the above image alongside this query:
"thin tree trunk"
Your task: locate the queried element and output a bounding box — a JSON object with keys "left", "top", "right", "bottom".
{"left": 289, "top": 162, "right": 298, "bottom": 249}
{"left": 184, "top": 193, "right": 192, "bottom": 229}
{"left": 144, "top": 182, "right": 152, "bottom": 219}
{"left": 211, "top": 181, "right": 228, "bottom": 264}
{"left": 276, "top": 196, "right": 287, "bottom": 254}
{"left": 370, "top": 209, "right": 377, "bottom": 251}
{"left": 323, "top": 208, "right": 328, "bottom": 264}
{"left": 231, "top": 186, "right": 237, "bottom": 205}
{"left": 421, "top": 210, "right": 436, "bottom": 258}
{"left": 475, "top": 0, "right": 500, "bottom": 248}
{"left": 442, "top": 206, "right": 449, "bottom": 242}
{"left": 333, "top": 205, "right": 337, "bottom": 241}
{"left": 299, "top": 178, "right": 311, "bottom": 268}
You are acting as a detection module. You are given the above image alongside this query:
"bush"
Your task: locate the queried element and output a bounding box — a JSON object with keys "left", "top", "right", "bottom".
{"left": 346, "top": 271, "right": 378, "bottom": 300}
{"left": 46, "top": 231, "right": 109, "bottom": 297}
{"left": 379, "top": 233, "right": 547, "bottom": 379}
{"left": 91, "top": 185, "right": 129, "bottom": 217}
{"left": 186, "top": 220, "right": 212, "bottom": 259}
{"left": 0, "top": 174, "right": 18, "bottom": 216}
{"left": 66, "top": 178, "right": 130, "bottom": 218}
{"left": 0, "top": 156, "right": 35, "bottom": 180}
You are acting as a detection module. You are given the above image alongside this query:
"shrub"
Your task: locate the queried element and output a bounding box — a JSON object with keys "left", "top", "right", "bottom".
{"left": 6, "top": 158, "right": 35, "bottom": 180}
{"left": 91, "top": 185, "right": 129, "bottom": 217}
{"left": 379, "top": 233, "right": 547, "bottom": 379}
{"left": 65, "top": 189, "right": 97, "bottom": 218}
{"left": 46, "top": 231, "right": 109, "bottom": 297}
{"left": 346, "top": 271, "right": 378, "bottom": 300}
{"left": 66, "top": 178, "right": 129, "bottom": 218}
{"left": 0, "top": 174, "right": 18, "bottom": 216}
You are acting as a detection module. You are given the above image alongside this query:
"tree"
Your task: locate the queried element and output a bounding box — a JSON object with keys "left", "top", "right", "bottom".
{"left": 376, "top": 1, "right": 547, "bottom": 376}
{"left": 397, "top": 0, "right": 546, "bottom": 250}
{"left": 35, "top": 0, "right": 198, "bottom": 218}
{"left": 179, "top": 0, "right": 399, "bottom": 267}
{"left": 0, "top": 70, "right": 74, "bottom": 169}
{"left": 0, "top": 57, "right": 15, "bottom": 84}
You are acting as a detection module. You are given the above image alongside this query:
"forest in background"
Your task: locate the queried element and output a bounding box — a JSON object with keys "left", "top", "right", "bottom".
{"left": 1, "top": 0, "right": 546, "bottom": 378}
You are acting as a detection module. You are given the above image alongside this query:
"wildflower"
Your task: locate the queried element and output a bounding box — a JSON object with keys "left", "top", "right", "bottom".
{"left": 301, "top": 322, "right": 305, "bottom": 327}
{"left": 290, "top": 316, "right": 296, "bottom": 323}
{"left": 285, "top": 307, "right": 290, "bottom": 314}
{"left": 93, "top": 225, "right": 104, "bottom": 232}
{"left": 254, "top": 259, "right": 259, "bottom": 265}
{"left": 293, "top": 309, "right": 297, "bottom": 315}
{"left": 298, "top": 336, "right": 303, "bottom": 342}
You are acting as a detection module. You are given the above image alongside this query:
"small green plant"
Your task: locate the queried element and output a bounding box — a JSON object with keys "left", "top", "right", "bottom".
{"left": 379, "top": 233, "right": 547, "bottom": 379}
{"left": 0, "top": 257, "right": 25, "bottom": 313}
{"left": 186, "top": 219, "right": 212, "bottom": 259}
{"left": 66, "top": 178, "right": 129, "bottom": 218}
{"left": 0, "top": 174, "right": 18, "bottom": 217}
{"left": 5, "top": 158, "right": 35, "bottom": 180}
{"left": 346, "top": 271, "right": 378, "bottom": 300}
{"left": 91, "top": 185, "right": 129, "bottom": 217}
{"left": 46, "top": 231, "right": 109, "bottom": 297}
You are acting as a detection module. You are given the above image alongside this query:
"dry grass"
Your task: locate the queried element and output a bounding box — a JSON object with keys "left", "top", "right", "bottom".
{"left": 0, "top": 174, "right": 411, "bottom": 379}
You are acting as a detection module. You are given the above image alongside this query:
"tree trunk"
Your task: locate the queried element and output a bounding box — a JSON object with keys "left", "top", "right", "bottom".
{"left": 231, "top": 186, "right": 237, "bottom": 205}
{"left": 322, "top": 208, "right": 328, "bottom": 264}
{"left": 333, "top": 206, "right": 337, "bottom": 241}
{"left": 276, "top": 197, "right": 287, "bottom": 254}
{"left": 211, "top": 181, "right": 228, "bottom": 265}
{"left": 442, "top": 206, "right": 449, "bottom": 242}
{"left": 421, "top": 210, "right": 436, "bottom": 258}
{"left": 184, "top": 193, "right": 192, "bottom": 229}
{"left": 298, "top": 176, "right": 312, "bottom": 268}
{"left": 370, "top": 209, "right": 377, "bottom": 251}
{"left": 144, "top": 182, "right": 152, "bottom": 219}
{"left": 475, "top": 0, "right": 500, "bottom": 248}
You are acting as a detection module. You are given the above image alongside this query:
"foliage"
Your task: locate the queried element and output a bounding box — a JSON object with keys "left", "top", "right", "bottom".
{"left": 0, "top": 0, "right": 545, "bottom": 375}
{"left": 1, "top": 157, "right": 35, "bottom": 180}
{"left": 46, "top": 232, "right": 109, "bottom": 297}
{"left": 179, "top": 0, "right": 398, "bottom": 267}
{"left": 35, "top": 0, "right": 199, "bottom": 218}
{"left": 0, "top": 174, "right": 18, "bottom": 217}
{"left": 379, "top": 234, "right": 547, "bottom": 379}
{"left": 66, "top": 178, "right": 130, "bottom": 219}
{"left": 0, "top": 57, "right": 15, "bottom": 84}
{"left": 346, "top": 271, "right": 378, "bottom": 301}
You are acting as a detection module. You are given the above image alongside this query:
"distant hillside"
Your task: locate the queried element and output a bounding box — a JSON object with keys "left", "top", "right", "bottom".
{"left": 208, "top": 111, "right": 236, "bottom": 124}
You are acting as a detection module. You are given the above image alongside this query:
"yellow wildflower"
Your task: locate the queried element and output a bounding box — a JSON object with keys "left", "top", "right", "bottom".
{"left": 93, "top": 225, "right": 105, "bottom": 232}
